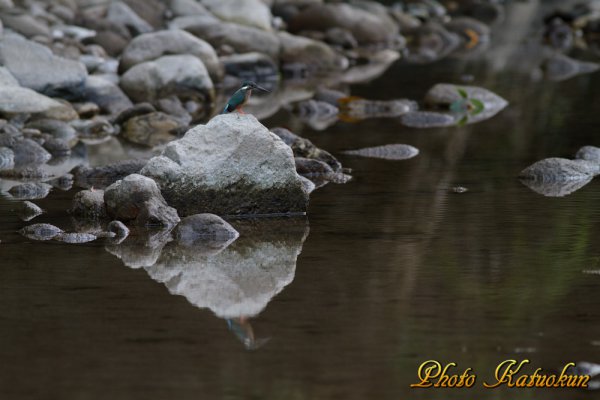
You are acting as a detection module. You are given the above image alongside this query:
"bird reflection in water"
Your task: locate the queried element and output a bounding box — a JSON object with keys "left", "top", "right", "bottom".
{"left": 227, "top": 317, "right": 271, "bottom": 350}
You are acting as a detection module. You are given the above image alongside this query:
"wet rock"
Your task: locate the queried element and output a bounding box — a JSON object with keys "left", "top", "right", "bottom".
{"left": 119, "top": 30, "right": 222, "bottom": 81}
{"left": 0, "top": 86, "right": 77, "bottom": 117}
{"left": 106, "top": 1, "right": 153, "bottom": 36}
{"left": 141, "top": 114, "right": 309, "bottom": 216}
{"left": 11, "top": 139, "right": 52, "bottom": 167}
{"left": 107, "top": 220, "right": 129, "bottom": 241}
{"left": 343, "top": 144, "right": 419, "bottom": 160}
{"left": 325, "top": 27, "right": 358, "bottom": 49}
{"left": 19, "top": 223, "right": 63, "bottom": 241}
{"left": 271, "top": 127, "right": 341, "bottom": 171}
{"left": 121, "top": 112, "right": 179, "bottom": 147}
{"left": 81, "top": 76, "right": 134, "bottom": 115}
{"left": 171, "top": 15, "right": 280, "bottom": 59}
{"left": 341, "top": 50, "right": 400, "bottom": 84}
{"left": 8, "top": 182, "right": 52, "bottom": 200}
{"left": 70, "top": 118, "right": 115, "bottom": 143}
{"left": 313, "top": 87, "right": 347, "bottom": 106}
{"left": 295, "top": 157, "right": 334, "bottom": 178}
{"left": 575, "top": 146, "right": 600, "bottom": 164}
{"left": 287, "top": 3, "right": 397, "bottom": 45}
{"left": 155, "top": 96, "right": 193, "bottom": 126}
{"left": 278, "top": 32, "right": 347, "bottom": 75}
{"left": 122, "top": 0, "right": 167, "bottom": 29}
{"left": 0, "top": 33, "right": 87, "bottom": 96}
{"left": 120, "top": 55, "right": 214, "bottom": 105}
{"left": 42, "top": 138, "right": 71, "bottom": 157}
{"left": 293, "top": 99, "right": 339, "bottom": 131}
{"left": 54, "top": 232, "right": 97, "bottom": 243}
{"left": 542, "top": 54, "right": 600, "bottom": 82}
{"left": 520, "top": 177, "right": 592, "bottom": 198}
{"left": 80, "top": 20, "right": 130, "bottom": 57}
{"left": 69, "top": 189, "right": 108, "bottom": 219}
{"left": 73, "top": 159, "right": 147, "bottom": 189}
{"left": 0, "top": 146, "right": 14, "bottom": 170}
{"left": 221, "top": 52, "right": 279, "bottom": 83}
{"left": 168, "top": 0, "right": 211, "bottom": 17}
{"left": 104, "top": 174, "right": 180, "bottom": 228}
{"left": 519, "top": 158, "right": 600, "bottom": 182}
{"left": 338, "top": 97, "right": 418, "bottom": 120}
{"left": 18, "top": 201, "right": 43, "bottom": 221}
{"left": 48, "top": 173, "right": 74, "bottom": 191}
{"left": 175, "top": 214, "right": 239, "bottom": 248}
{"left": 73, "top": 102, "right": 100, "bottom": 119}
{"left": 424, "top": 83, "right": 508, "bottom": 124}
{"left": 404, "top": 23, "right": 461, "bottom": 64}
{"left": 401, "top": 111, "right": 456, "bottom": 128}
{"left": 203, "top": 0, "right": 272, "bottom": 31}
{"left": 113, "top": 103, "right": 156, "bottom": 125}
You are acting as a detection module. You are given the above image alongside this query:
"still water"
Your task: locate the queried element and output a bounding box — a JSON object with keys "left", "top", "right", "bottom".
{"left": 2, "top": 1, "right": 600, "bottom": 399}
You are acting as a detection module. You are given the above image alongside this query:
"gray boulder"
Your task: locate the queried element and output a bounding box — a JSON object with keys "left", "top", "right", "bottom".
{"left": 0, "top": 86, "right": 77, "bottom": 117}
{"left": 519, "top": 158, "right": 600, "bottom": 182}
{"left": 221, "top": 52, "right": 278, "bottom": 83}
{"left": 278, "top": 32, "right": 347, "bottom": 74}
{"left": 271, "top": 127, "right": 341, "bottom": 171}
{"left": 141, "top": 114, "right": 310, "bottom": 216}
{"left": 120, "top": 54, "right": 214, "bottom": 104}
{"left": 106, "top": 1, "right": 153, "bottom": 35}
{"left": 575, "top": 146, "right": 600, "bottom": 164}
{"left": 202, "top": 0, "right": 273, "bottom": 31}
{"left": 8, "top": 182, "right": 52, "bottom": 200}
{"left": 104, "top": 174, "right": 180, "bottom": 227}
{"left": 73, "top": 159, "right": 147, "bottom": 189}
{"left": 0, "top": 33, "right": 87, "bottom": 96}
{"left": 119, "top": 30, "right": 222, "bottom": 81}
{"left": 170, "top": 15, "right": 281, "bottom": 59}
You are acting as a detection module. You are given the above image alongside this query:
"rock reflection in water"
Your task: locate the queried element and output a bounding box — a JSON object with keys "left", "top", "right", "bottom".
{"left": 107, "top": 218, "right": 309, "bottom": 349}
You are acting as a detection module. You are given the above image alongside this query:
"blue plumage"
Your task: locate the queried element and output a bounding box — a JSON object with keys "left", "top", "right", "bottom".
{"left": 221, "top": 81, "right": 270, "bottom": 114}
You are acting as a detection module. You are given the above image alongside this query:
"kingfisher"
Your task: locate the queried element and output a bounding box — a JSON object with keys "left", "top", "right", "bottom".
{"left": 221, "top": 81, "right": 270, "bottom": 114}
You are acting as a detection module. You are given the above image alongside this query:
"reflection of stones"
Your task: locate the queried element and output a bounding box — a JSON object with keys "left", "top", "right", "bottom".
{"left": 338, "top": 97, "right": 417, "bottom": 120}
{"left": 343, "top": 144, "right": 419, "bottom": 160}
{"left": 401, "top": 111, "right": 456, "bottom": 128}
{"left": 7, "top": 182, "right": 52, "bottom": 200}
{"left": 54, "top": 232, "right": 97, "bottom": 244}
{"left": 425, "top": 83, "right": 509, "bottom": 124}
{"left": 278, "top": 31, "right": 348, "bottom": 75}
{"left": 221, "top": 52, "right": 279, "bottom": 84}
{"left": 445, "top": 17, "right": 491, "bottom": 57}
{"left": 404, "top": 23, "right": 461, "bottom": 64}
{"left": 106, "top": 227, "right": 173, "bottom": 269}
{"left": 542, "top": 53, "right": 600, "bottom": 82}
{"left": 106, "top": 220, "right": 130, "bottom": 244}
{"left": 174, "top": 214, "right": 239, "bottom": 252}
{"left": 519, "top": 177, "right": 593, "bottom": 198}
{"left": 292, "top": 99, "right": 339, "bottom": 131}
{"left": 121, "top": 112, "right": 180, "bottom": 147}
{"left": 143, "top": 219, "right": 309, "bottom": 319}
{"left": 272, "top": 127, "right": 342, "bottom": 171}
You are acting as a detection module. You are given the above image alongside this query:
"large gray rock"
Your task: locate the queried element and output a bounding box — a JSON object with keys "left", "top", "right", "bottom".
{"left": 104, "top": 174, "right": 180, "bottom": 228}
{"left": 519, "top": 158, "right": 600, "bottom": 182}
{"left": 81, "top": 76, "right": 133, "bottom": 115}
{"left": 119, "top": 30, "right": 222, "bottom": 80}
{"left": 69, "top": 189, "right": 108, "bottom": 219}
{"left": 202, "top": 0, "right": 272, "bottom": 31}
{"left": 278, "top": 32, "right": 347, "bottom": 74}
{"left": 168, "top": 0, "right": 211, "bottom": 17}
{"left": 0, "top": 13, "right": 50, "bottom": 38}
{"left": 120, "top": 54, "right": 214, "bottom": 104}
{"left": 0, "top": 33, "right": 87, "bottom": 96}
{"left": 141, "top": 114, "right": 310, "bottom": 216}
{"left": 170, "top": 15, "right": 280, "bottom": 59}
{"left": 106, "top": 1, "right": 153, "bottom": 35}
{"left": 287, "top": 3, "right": 397, "bottom": 45}
{"left": 73, "top": 159, "right": 147, "bottom": 189}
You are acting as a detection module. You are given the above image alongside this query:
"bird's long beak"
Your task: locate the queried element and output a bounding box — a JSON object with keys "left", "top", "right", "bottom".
{"left": 254, "top": 84, "right": 270, "bottom": 93}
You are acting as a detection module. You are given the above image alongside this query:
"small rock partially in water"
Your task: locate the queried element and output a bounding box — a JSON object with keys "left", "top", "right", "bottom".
{"left": 271, "top": 127, "right": 342, "bottom": 171}
{"left": 107, "top": 220, "right": 130, "bottom": 243}
{"left": 19, "top": 223, "right": 63, "bottom": 241}
{"left": 54, "top": 232, "right": 97, "bottom": 244}
{"left": 18, "top": 201, "right": 44, "bottom": 221}
{"left": 8, "top": 182, "right": 52, "bottom": 200}
{"left": 69, "top": 189, "right": 108, "bottom": 220}
{"left": 343, "top": 144, "right": 419, "bottom": 160}
{"left": 519, "top": 157, "right": 600, "bottom": 182}
{"left": 575, "top": 146, "right": 600, "bottom": 164}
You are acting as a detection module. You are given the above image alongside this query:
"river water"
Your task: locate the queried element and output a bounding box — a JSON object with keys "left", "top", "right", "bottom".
{"left": 2, "top": 1, "right": 600, "bottom": 399}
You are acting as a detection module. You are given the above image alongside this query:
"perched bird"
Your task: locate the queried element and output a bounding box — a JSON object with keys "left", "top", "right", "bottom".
{"left": 221, "top": 81, "right": 270, "bottom": 114}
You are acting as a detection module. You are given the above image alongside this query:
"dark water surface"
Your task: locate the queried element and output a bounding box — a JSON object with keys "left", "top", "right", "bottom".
{"left": 2, "top": 2, "right": 600, "bottom": 399}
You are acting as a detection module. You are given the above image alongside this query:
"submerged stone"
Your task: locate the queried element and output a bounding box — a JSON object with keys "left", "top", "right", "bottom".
{"left": 343, "top": 144, "right": 419, "bottom": 160}
{"left": 19, "top": 223, "right": 63, "bottom": 241}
